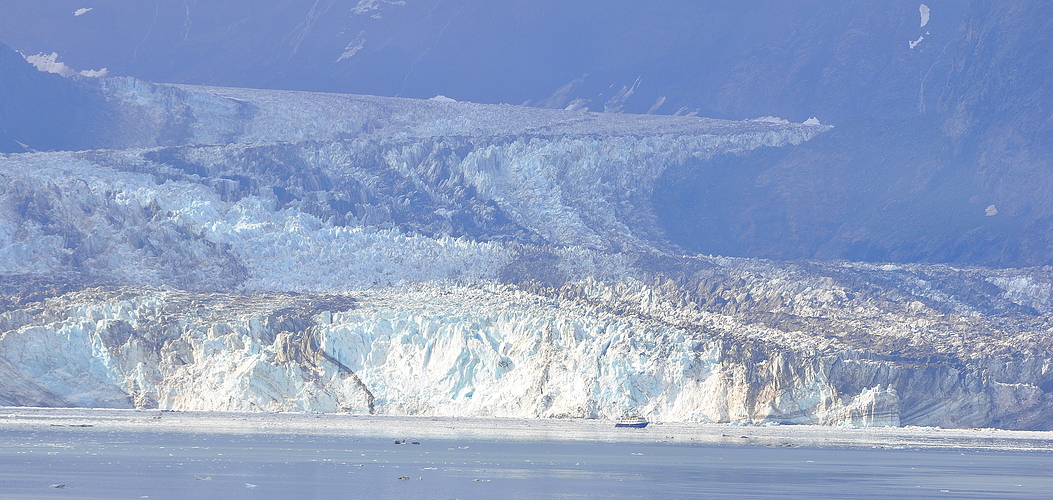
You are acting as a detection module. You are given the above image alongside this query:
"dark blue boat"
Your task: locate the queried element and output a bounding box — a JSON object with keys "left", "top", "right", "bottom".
{"left": 614, "top": 416, "right": 648, "bottom": 428}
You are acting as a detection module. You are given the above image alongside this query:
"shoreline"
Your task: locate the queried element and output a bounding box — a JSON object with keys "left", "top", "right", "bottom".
{"left": 2, "top": 407, "right": 1052, "bottom": 452}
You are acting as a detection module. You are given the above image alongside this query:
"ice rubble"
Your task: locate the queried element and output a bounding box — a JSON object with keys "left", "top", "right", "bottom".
{"left": 0, "top": 80, "right": 828, "bottom": 290}
{"left": 0, "top": 150, "right": 510, "bottom": 291}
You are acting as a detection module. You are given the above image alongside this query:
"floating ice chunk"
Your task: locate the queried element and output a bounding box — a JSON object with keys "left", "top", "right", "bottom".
{"left": 920, "top": 4, "right": 931, "bottom": 28}
{"left": 74, "top": 8, "right": 93, "bottom": 16}
{"left": 985, "top": 205, "right": 998, "bottom": 216}
{"left": 909, "top": 36, "right": 924, "bottom": 49}
{"left": 803, "top": 117, "right": 821, "bottom": 126}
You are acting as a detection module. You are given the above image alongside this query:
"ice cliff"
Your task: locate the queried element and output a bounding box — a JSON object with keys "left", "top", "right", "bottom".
{"left": 3, "top": 273, "right": 1052, "bottom": 429}
{"left": 2, "top": 81, "right": 1052, "bottom": 429}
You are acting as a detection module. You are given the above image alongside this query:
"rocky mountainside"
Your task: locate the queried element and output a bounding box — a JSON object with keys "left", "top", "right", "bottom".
{"left": 0, "top": 42, "right": 117, "bottom": 153}
{"left": 5, "top": 0, "right": 1052, "bottom": 266}
{"left": 1, "top": 73, "right": 1052, "bottom": 429}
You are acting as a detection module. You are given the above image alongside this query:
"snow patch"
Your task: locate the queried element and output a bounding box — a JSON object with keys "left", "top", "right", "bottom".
{"left": 352, "top": 0, "right": 405, "bottom": 15}
{"left": 24, "top": 52, "right": 75, "bottom": 76}
{"left": 673, "top": 106, "right": 699, "bottom": 117}
{"left": 564, "top": 99, "right": 589, "bottom": 112}
{"left": 536, "top": 76, "right": 587, "bottom": 110}
{"left": 604, "top": 77, "right": 641, "bottom": 114}
{"left": 79, "top": 68, "right": 109, "bottom": 77}
{"left": 646, "top": 97, "right": 666, "bottom": 115}
{"left": 920, "top": 4, "right": 931, "bottom": 28}
{"left": 752, "top": 116, "right": 790, "bottom": 124}
{"left": 74, "top": 8, "right": 93, "bottom": 16}
{"left": 336, "top": 32, "right": 366, "bottom": 62}
{"left": 23, "top": 52, "right": 107, "bottom": 78}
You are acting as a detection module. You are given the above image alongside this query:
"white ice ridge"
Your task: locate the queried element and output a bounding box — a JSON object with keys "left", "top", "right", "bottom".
{"left": 99, "top": 78, "right": 831, "bottom": 147}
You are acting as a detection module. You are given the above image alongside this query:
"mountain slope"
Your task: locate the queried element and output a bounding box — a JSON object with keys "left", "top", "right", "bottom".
{"left": 0, "top": 42, "right": 116, "bottom": 153}
{"left": 2, "top": 1, "right": 1052, "bottom": 266}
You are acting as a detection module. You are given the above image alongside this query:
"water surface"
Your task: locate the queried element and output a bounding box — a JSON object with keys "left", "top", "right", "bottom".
{"left": 1, "top": 428, "right": 1050, "bottom": 499}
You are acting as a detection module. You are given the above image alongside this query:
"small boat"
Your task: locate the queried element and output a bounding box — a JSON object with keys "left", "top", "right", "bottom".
{"left": 614, "top": 416, "right": 649, "bottom": 428}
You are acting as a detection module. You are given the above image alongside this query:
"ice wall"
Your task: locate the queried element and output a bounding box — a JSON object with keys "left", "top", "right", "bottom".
{"left": 2, "top": 284, "right": 1051, "bottom": 428}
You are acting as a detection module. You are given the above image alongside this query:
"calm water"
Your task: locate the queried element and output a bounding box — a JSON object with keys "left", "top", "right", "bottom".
{"left": 1, "top": 429, "right": 1050, "bottom": 499}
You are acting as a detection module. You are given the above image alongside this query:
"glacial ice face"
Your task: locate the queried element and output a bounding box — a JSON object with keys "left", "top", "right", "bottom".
{"left": 3, "top": 281, "right": 1051, "bottom": 428}
{"left": 3, "top": 80, "right": 1051, "bottom": 429}
{"left": 312, "top": 286, "right": 900, "bottom": 425}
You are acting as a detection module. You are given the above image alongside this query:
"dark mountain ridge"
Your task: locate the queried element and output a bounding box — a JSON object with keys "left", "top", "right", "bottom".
{"left": 1, "top": 1, "right": 1052, "bottom": 266}
{"left": 0, "top": 41, "right": 116, "bottom": 153}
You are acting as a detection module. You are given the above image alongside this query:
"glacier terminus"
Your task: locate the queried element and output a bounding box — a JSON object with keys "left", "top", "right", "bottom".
{"left": 1, "top": 75, "right": 1053, "bottom": 431}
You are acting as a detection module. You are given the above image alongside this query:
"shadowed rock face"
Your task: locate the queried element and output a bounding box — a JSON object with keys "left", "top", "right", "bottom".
{"left": 0, "top": 1, "right": 981, "bottom": 121}
{"left": 646, "top": 2, "right": 1053, "bottom": 267}
{"left": 653, "top": 117, "right": 1053, "bottom": 267}
{"left": 0, "top": 42, "right": 117, "bottom": 153}
{"left": 2, "top": 1, "right": 1052, "bottom": 266}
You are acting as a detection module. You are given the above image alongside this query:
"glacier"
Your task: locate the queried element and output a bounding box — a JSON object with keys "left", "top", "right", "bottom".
{"left": 2, "top": 80, "right": 1053, "bottom": 429}
{"left": 3, "top": 274, "right": 1053, "bottom": 429}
